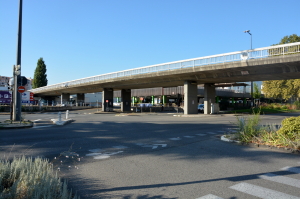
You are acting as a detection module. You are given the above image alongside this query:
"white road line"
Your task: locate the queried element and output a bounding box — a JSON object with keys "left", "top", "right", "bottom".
{"left": 184, "top": 136, "right": 195, "bottom": 138}
{"left": 32, "top": 125, "right": 52, "bottom": 128}
{"left": 281, "top": 167, "right": 300, "bottom": 174}
{"left": 169, "top": 138, "right": 181, "bottom": 140}
{"left": 229, "top": 182, "right": 300, "bottom": 199}
{"left": 195, "top": 194, "right": 224, "bottom": 199}
{"left": 259, "top": 173, "right": 300, "bottom": 188}
{"left": 196, "top": 133, "right": 206, "bottom": 136}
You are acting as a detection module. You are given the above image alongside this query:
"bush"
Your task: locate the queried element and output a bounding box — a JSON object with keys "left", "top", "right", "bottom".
{"left": 235, "top": 113, "right": 261, "bottom": 143}
{"left": 277, "top": 116, "right": 300, "bottom": 140}
{"left": 0, "top": 156, "right": 79, "bottom": 199}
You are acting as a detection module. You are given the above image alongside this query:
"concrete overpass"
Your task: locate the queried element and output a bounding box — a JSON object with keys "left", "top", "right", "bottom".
{"left": 30, "top": 42, "right": 300, "bottom": 114}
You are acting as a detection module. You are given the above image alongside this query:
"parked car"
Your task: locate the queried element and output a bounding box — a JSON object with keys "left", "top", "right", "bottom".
{"left": 198, "top": 104, "right": 204, "bottom": 112}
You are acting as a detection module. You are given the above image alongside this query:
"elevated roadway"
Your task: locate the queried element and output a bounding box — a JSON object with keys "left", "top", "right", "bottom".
{"left": 30, "top": 42, "right": 300, "bottom": 114}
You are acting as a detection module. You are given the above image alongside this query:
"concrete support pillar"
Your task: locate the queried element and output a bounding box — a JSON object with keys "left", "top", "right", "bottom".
{"left": 204, "top": 83, "right": 216, "bottom": 114}
{"left": 102, "top": 88, "right": 113, "bottom": 112}
{"left": 121, "top": 89, "right": 131, "bottom": 112}
{"left": 77, "top": 93, "right": 85, "bottom": 106}
{"left": 61, "top": 93, "right": 70, "bottom": 105}
{"left": 184, "top": 81, "right": 198, "bottom": 115}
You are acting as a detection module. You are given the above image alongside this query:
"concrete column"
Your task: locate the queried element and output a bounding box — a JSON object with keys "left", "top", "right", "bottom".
{"left": 184, "top": 81, "right": 198, "bottom": 115}
{"left": 204, "top": 83, "right": 216, "bottom": 114}
{"left": 121, "top": 89, "right": 131, "bottom": 112}
{"left": 77, "top": 93, "right": 85, "bottom": 106}
{"left": 61, "top": 93, "right": 70, "bottom": 105}
{"left": 102, "top": 88, "right": 113, "bottom": 112}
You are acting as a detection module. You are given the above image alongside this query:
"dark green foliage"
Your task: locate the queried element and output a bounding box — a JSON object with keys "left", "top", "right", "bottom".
{"left": 277, "top": 34, "right": 300, "bottom": 44}
{"left": 253, "top": 82, "right": 261, "bottom": 99}
{"left": 33, "top": 58, "right": 48, "bottom": 89}
{"left": 277, "top": 116, "right": 300, "bottom": 140}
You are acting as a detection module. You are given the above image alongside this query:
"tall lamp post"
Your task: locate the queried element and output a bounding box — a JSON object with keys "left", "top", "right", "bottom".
{"left": 13, "top": 0, "right": 23, "bottom": 121}
{"left": 244, "top": 30, "right": 253, "bottom": 107}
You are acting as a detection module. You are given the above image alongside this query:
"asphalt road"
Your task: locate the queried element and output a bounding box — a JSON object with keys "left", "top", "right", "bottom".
{"left": 0, "top": 110, "right": 300, "bottom": 199}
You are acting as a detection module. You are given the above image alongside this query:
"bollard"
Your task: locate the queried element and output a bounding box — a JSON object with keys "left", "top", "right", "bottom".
{"left": 66, "top": 110, "right": 69, "bottom": 119}
{"left": 58, "top": 111, "right": 62, "bottom": 122}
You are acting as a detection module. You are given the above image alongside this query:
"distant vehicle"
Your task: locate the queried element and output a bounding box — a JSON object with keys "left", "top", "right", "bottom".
{"left": 198, "top": 104, "right": 204, "bottom": 112}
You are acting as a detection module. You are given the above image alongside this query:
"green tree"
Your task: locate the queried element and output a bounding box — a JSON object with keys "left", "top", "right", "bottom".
{"left": 277, "top": 34, "right": 300, "bottom": 44}
{"left": 253, "top": 82, "right": 261, "bottom": 99}
{"left": 262, "top": 34, "right": 300, "bottom": 101}
{"left": 33, "top": 58, "right": 48, "bottom": 88}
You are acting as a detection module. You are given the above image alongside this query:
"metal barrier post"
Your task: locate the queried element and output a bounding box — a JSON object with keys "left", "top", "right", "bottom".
{"left": 66, "top": 110, "right": 69, "bottom": 119}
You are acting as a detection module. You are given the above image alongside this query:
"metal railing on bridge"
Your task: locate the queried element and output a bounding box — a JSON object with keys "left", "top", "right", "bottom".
{"left": 31, "top": 42, "right": 300, "bottom": 93}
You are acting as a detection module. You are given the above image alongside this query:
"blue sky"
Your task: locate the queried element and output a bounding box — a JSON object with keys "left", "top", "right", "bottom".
{"left": 1, "top": 0, "right": 299, "bottom": 85}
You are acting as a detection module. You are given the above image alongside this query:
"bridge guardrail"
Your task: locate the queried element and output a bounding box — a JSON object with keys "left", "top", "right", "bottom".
{"left": 30, "top": 42, "right": 300, "bottom": 93}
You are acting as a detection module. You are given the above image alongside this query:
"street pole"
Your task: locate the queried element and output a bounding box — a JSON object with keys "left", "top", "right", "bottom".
{"left": 244, "top": 30, "right": 253, "bottom": 107}
{"left": 13, "top": 0, "right": 23, "bottom": 121}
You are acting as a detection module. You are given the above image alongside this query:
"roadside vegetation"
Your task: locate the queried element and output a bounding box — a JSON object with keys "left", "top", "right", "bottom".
{"left": 0, "top": 156, "right": 79, "bottom": 199}
{"left": 233, "top": 109, "right": 300, "bottom": 151}
{"left": 229, "top": 102, "right": 300, "bottom": 114}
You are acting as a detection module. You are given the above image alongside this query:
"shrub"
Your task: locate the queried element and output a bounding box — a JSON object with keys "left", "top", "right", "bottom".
{"left": 277, "top": 116, "right": 300, "bottom": 140}
{"left": 235, "top": 113, "right": 261, "bottom": 143}
{"left": 0, "top": 156, "right": 79, "bottom": 199}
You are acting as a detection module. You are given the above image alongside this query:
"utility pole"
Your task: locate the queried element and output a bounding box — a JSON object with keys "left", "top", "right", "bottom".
{"left": 244, "top": 30, "right": 254, "bottom": 107}
{"left": 13, "top": 0, "right": 23, "bottom": 121}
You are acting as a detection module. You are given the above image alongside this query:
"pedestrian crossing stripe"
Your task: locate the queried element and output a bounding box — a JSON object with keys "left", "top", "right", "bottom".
{"left": 259, "top": 173, "right": 300, "bottom": 188}
{"left": 281, "top": 166, "right": 300, "bottom": 174}
{"left": 195, "top": 194, "right": 224, "bottom": 199}
{"left": 229, "top": 182, "right": 300, "bottom": 199}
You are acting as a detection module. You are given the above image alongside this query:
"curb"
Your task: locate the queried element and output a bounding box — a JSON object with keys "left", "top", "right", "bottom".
{"left": 50, "top": 119, "right": 74, "bottom": 125}
{"left": 0, "top": 123, "right": 33, "bottom": 129}
{"left": 220, "top": 134, "right": 300, "bottom": 155}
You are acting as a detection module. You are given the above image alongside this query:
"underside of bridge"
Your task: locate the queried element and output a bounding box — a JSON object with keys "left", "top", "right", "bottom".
{"left": 32, "top": 53, "right": 300, "bottom": 114}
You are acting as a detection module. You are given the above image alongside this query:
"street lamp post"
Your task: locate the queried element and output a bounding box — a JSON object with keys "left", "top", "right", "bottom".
{"left": 244, "top": 30, "right": 254, "bottom": 107}
{"left": 13, "top": 0, "right": 23, "bottom": 121}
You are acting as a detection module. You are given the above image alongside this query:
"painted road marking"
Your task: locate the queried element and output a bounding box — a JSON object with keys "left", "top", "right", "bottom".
{"left": 137, "top": 143, "right": 167, "bottom": 149}
{"left": 153, "top": 144, "right": 167, "bottom": 148}
{"left": 184, "top": 136, "right": 195, "bottom": 138}
{"left": 195, "top": 194, "right": 224, "bottom": 199}
{"left": 229, "top": 182, "right": 300, "bottom": 199}
{"left": 112, "top": 145, "right": 128, "bottom": 149}
{"left": 89, "top": 149, "right": 104, "bottom": 153}
{"left": 169, "top": 137, "right": 182, "bottom": 140}
{"left": 196, "top": 133, "right": 206, "bottom": 136}
{"left": 259, "top": 173, "right": 300, "bottom": 188}
{"left": 32, "top": 125, "right": 53, "bottom": 128}
{"left": 281, "top": 167, "right": 300, "bottom": 174}
{"left": 86, "top": 151, "right": 123, "bottom": 159}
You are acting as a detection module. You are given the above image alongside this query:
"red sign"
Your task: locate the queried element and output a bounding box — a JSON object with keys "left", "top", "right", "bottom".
{"left": 17, "top": 86, "right": 26, "bottom": 93}
{"left": 30, "top": 92, "right": 34, "bottom": 101}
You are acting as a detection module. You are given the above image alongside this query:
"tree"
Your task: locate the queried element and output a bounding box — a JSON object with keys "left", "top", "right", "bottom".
{"left": 253, "top": 82, "right": 261, "bottom": 99}
{"left": 32, "top": 58, "right": 48, "bottom": 89}
{"left": 262, "top": 34, "right": 300, "bottom": 101}
{"left": 276, "top": 34, "right": 300, "bottom": 44}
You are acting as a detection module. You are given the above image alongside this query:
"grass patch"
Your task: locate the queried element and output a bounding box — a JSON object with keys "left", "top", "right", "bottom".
{"left": 0, "top": 156, "right": 79, "bottom": 199}
{"left": 233, "top": 113, "right": 300, "bottom": 150}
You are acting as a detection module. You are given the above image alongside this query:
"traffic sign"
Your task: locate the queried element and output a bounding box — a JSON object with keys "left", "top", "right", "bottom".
{"left": 17, "top": 86, "right": 26, "bottom": 93}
